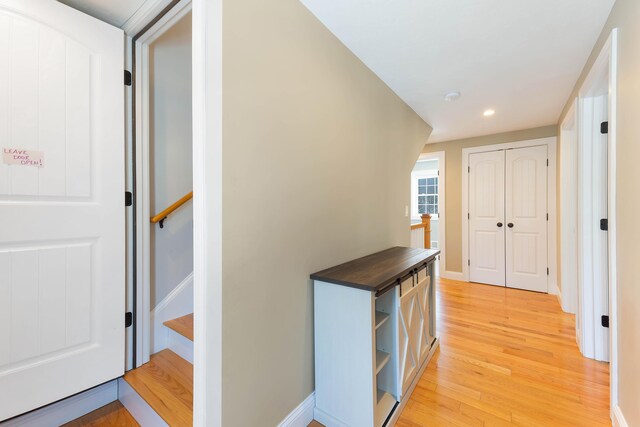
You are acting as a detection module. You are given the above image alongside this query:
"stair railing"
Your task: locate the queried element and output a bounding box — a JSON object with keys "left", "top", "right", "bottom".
{"left": 410, "top": 213, "right": 431, "bottom": 249}
{"left": 151, "top": 191, "right": 193, "bottom": 228}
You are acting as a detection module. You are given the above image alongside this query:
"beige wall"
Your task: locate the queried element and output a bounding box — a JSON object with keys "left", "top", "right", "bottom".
{"left": 558, "top": 0, "right": 640, "bottom": 423}
{"left": 221, "top": 0, "right": 431, "bottom": 425}
{"left": 422, "top": 125, "right": 557, "bottom": 273}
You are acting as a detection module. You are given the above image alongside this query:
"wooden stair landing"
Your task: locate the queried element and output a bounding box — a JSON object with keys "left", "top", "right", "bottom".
{"left": 123, "top": 349, "right": 193, "bottom": 426}
{"left": 164, "top": 313, "right": 194, "bottom": 341}
{"left": 62, "top": 401, "right": 139, "bottom": 426}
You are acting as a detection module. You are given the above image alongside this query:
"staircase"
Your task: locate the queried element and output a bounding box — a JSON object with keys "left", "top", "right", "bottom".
{"left": 120, "top": 314, "right": 194, "bottom": 426}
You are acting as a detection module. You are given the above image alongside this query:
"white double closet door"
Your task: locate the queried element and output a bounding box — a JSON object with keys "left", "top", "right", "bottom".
{"left": 469, "top": 145, "right": 548, "bottom": 292}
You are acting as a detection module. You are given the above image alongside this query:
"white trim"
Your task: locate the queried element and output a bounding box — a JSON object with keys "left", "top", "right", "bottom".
{"left": 612, "top": 405, "right": 629, "bottom": 427}
{"left": 1, "top": 382, "right": 117, "bottom": 427}
{"left": 192, "top": 0, "right": 223, "bottom": 424}
{"left": 461, "top": 137, "right": 557, "bottom": 295}
{"left": 607, "top": 29, "right": 619, "bottom": 410}
{"left": 560, "top": 97, "right": 579, "bottom": 315}
{"left": 416, "top": 151, "right": 446, "bottom": 274}
{"left": 278, "top": 393, "right": 315, "bottom": 427}
{"left": 121, "top": 0, "right": 175, "bottom": 36}
{"left": 151, "top": 273, "right": 194, "bottom": 354}
{"left": 134, "top": 0, "right": 192, "bottom": 367}
{"left": 576, "top": 30, "right": 617, "bottom": 366}
{"left": 440, "top": 270, "right": 465, "bottom": 281}
{"left": 118, "top": 378, "right": 169, "bottom": 427}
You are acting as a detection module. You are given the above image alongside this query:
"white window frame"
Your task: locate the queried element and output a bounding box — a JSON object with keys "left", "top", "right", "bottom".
{"left": 411, "top": 169, "right": 440, "bottom": 220}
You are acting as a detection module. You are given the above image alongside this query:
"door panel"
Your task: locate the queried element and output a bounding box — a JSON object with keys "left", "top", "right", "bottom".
{"left": 505, "top": 146, "right": 548, "bottom": 292}
{"left": 416, "top": 273, "right": 432, "bottom": 365}
{"left": 469, "top": 151, "right": 505, "bottom": 286}
{"left": 397, "top": 285, "right": 419, "bottom": 398}
{"left": 0, "top": 0, "right": 124, "bottom": 420}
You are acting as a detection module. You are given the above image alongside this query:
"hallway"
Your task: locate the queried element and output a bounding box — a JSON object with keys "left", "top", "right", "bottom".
{"left": 395, "top": 278, "right": 610, "bottom": 426}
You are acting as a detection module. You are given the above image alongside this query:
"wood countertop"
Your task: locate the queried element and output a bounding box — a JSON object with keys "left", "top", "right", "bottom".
{"left": 310, "top": 246, "right": 440, "bottom": 295}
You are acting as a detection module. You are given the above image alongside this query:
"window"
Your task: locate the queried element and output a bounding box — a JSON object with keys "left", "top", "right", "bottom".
{"left": 411, "top": 171, "right": 439, "bottom": 219}
{"left": 417, "top": 176, "right": 438, "bottom": 215}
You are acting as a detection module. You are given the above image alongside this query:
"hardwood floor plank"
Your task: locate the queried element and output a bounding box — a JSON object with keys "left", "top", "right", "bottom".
{"left": 62, "top": 401, "right": 139, "bottom": 427}
{"left": 163, "top": 313, "right": 194, "bottom": 341}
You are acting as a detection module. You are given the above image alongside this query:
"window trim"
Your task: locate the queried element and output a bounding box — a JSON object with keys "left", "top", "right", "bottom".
{"left": 411, "top": 169, "right": 439, "bottom": 220}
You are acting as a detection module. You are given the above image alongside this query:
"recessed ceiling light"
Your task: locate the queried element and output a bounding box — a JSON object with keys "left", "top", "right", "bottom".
{"left": 483, "top": 109, "right": 495, "bottom": 117}
{"left": 444, "top": 91, "right": 461, "bottom": 102}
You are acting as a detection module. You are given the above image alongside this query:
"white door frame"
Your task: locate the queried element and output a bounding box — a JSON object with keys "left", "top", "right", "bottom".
{"left": 133, "top": 0, "right": 192, "bottom": 367}
{"left": 560, "top": 98, "right": 579, "bottom": 315}
{"left": 417, "top": 151, "right": 446, "bottom": 275}
{"left": 192, "top": 0, "right": 223, "bottom": 424}
{"left": 576, "top": 29, "right": 618, "bottom": 407}
{"left": 461, "top": 137, "right": 558, "bottom": 295}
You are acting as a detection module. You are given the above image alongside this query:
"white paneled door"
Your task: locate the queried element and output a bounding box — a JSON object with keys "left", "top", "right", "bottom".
{"left": 468, "top": 146, "right": 548, "bottom": 292}
{"left": 505, "top": 146, "right": 548, "bottom": 292}
{"left": 469, "top": 151, "right": 506, "bottom": 286}
{"left": 0, "top": 0, "right": 124, "bottom": 420}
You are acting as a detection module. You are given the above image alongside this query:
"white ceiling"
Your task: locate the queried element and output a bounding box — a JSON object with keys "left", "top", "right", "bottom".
{"left": 57, "top": 0, "right": 148, "bottom": 28}
{"left": 300, "top": 0, "right": 615, "bottom": 142}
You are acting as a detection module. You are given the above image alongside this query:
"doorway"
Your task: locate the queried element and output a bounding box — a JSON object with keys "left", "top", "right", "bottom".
{"left": 574, "top": 30, "right": 618, "bottom": 367}
{"left": 461, "top": 137, "right": 558, "bottom": 294}
{"left": 411, "top": 151, "right": 446, "bottom": 276}
{"left": 132, "top": 0, "right": 194, "bottom": 367}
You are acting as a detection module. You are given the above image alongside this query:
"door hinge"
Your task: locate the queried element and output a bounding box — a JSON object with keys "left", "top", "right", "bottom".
{"left": 125, "top": 312, "right": 133, "bottom": 328}
{"left": 600, "top": 218, "right": 608, "bottom": 231}
{"left": 124, "top": 70, "right": 132, "bottom": 86}
{"left": 468, "top": 213, "right": 470, "bottom": 220}
{"left": 547, "top": 267, "right": 549, "bottom": 275}
{"left": 546, "top": 213, "right": 549, "bottom": 221}
{"left": 468, "top": 259, "right": 470, "bottom": 266}
{"left": 125, "top": 191, "right": 133, "bottom": 207}
{"left": 601, "top": 121, "right": 609, "bottom": 135}
{"left": 437, "top": 170, "right": 440, "bottom": 176}
{"left": 547, "top": 158, "right": 549, "bottom": 167}
{"left": 601, "top": 315, "right": 609, "bottom": 328}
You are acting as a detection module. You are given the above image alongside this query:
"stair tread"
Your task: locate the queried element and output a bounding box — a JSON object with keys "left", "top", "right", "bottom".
{"left": 62, "top": 401, "right": 139, "bottom": 426}
{"left": 123, "top": 349, "right": 193, "bottom": 426}
{"left": 164, "top": 313, "right": 194, "bottom": 341}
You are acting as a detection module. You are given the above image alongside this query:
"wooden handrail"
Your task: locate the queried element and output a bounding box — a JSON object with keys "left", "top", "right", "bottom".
{"left": 151, "top": 191, "right": 193, "bottom": 228}
{"left": 410, "top": 214, "right": 431, "bottom": 249}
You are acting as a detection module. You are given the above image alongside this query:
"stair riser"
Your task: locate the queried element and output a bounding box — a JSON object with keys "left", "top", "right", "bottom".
{"left": 118, "top": 378, "right": 169, "bottom": 427}
{"left": 167, "top": 327, "right": 194, "bottom": 364}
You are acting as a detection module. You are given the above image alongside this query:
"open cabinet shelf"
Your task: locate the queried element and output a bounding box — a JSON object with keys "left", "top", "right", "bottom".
{"left": 375, "top": 311, "right": 391, "bottom": 330}
{"left": 375, "top": 349, "right": 391, "bottom": 374}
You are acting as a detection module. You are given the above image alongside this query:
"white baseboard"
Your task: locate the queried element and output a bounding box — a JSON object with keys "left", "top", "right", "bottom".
{"left": 548, "top": 281, "right": 560, "bottom": 296}
{"left": 151, "top": 272, "right": 193, "bottom": 354}
{"left": 118, "top": 378, "right": 168, "bottom": 427}
{"left": 278, "top": 392, "right": 315, "bottom": 427}
{"left": 440, "top": 270, "right": 465, "bottom": 281}
{"left": 554, "top": 286, "right": 563, "bottom": 308}
{"left": 1, "top": 381, "right": 117, "bottom": 427}
{"left": 612, "top": 405, "right": 629, "bottom": 427}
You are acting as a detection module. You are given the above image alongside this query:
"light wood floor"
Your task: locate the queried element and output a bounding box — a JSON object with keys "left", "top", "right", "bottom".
{"left": 62, "top": 402, "right": 138, "bottom": 427}
{"left": 313, "top": 278, "right": 610, "bottom": 427}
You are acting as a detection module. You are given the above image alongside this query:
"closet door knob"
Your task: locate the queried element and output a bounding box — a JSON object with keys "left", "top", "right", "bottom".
{"left": 497, "top": 222, "right": 503, "bottom": 228}
{"left": 507, "top": 223, "right": 514, "bottom": 228}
